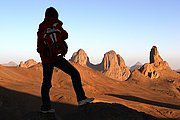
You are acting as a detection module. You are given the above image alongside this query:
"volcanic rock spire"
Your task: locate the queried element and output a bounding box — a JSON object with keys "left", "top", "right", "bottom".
{"left": 102, "top": 50, "right": 130, "bottom": 81}
{"left": 70, "top": 49, "right": 90, "bottom": 66}
{"left": 70, "top": 49, "right": 130, "bottom": 81}
{"left": 140, "top": 46, "right": 170, "bottom": 79}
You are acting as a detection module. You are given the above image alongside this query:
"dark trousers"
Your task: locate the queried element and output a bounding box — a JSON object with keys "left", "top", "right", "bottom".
{"left": 41, "top": 58, "right": 86, "bottom": 109}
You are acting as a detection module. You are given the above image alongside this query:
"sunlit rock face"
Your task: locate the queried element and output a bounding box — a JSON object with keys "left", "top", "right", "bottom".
{"left": 140, "top": 46, "right": 170, "bottom": 79}
{"left": 102, "top": 50, "right": 130, "bottom": 81}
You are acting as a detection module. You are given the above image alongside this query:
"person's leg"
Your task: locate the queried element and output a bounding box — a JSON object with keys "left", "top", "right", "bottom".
{"left": 41, "top": 63, "right": 54, "bottom": 110}
{"left": 54, "top": 58, "right": 86, "bottom": 102}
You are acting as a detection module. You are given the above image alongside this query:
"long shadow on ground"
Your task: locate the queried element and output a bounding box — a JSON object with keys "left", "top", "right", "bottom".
{"left": 0, "top": 87, "right": 178, "bottom": 120}
{"left": 106, "top": 94, "right": 180, "bottom": 110}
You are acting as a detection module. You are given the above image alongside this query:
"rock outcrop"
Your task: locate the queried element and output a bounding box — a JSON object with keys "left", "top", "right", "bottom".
{"left": 70, "top": 49, "right": 130, "bottom": 81}
{"left": 140, "top": 46, "right": 170, "bottom": 79}
{"left": 19, "top": 59, "right": 38, "bottom": 68}
{"left": 140, "top": 63, "right": 160, "bottom": 79}
{"left": 70, "top": 49, "right": 90, "bottom": 66}
{"left": 102, "top": 50, "right": 130, "bottom": 81}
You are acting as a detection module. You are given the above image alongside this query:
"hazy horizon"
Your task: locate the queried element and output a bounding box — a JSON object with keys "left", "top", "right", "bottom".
{"left": 0, "top": 0, "right": 179, "bottom": 69}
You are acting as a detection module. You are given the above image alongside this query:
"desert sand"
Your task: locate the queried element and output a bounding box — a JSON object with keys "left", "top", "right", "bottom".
{"left": 0, "top": 61, "right": 180, "bottom": 120}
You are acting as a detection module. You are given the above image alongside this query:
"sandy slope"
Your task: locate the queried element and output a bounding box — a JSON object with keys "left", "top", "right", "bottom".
{"left": 0, "top": 63, "right": 180, "bottom": 120}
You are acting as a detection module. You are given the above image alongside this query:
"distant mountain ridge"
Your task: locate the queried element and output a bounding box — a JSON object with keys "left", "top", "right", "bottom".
{"left": 2, "top": 61, "right": 17, "bottom": 67}
{"left": 130, "top": 62, "right": 142, "bottom": 72}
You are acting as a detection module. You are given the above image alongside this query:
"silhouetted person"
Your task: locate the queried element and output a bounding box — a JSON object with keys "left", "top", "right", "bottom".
{"left": 37, "top": 7, "right": 94, "bottom": 113}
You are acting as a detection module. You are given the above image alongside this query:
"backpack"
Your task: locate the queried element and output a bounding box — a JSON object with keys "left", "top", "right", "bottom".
{"left": 43, "top": 22, "right": 68, "bottom": 58}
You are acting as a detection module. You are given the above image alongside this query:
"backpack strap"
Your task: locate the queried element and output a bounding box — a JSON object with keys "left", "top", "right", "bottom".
{"left": 43, "top": 22, "right": 61, "bottom": 44}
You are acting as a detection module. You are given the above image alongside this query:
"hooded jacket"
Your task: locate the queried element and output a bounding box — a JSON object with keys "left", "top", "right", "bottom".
{"left": 37, "top": 17, "right": 68, "bottom": 64}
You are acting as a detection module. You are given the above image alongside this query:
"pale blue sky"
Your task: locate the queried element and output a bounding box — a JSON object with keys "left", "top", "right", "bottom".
{"left": 0, "top": 0, "right": 180, "bottom": 69}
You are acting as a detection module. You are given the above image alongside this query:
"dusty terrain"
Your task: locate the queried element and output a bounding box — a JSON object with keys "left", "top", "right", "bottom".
{"left": 0, "top": 63, "right": 180, "bottom": 120}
